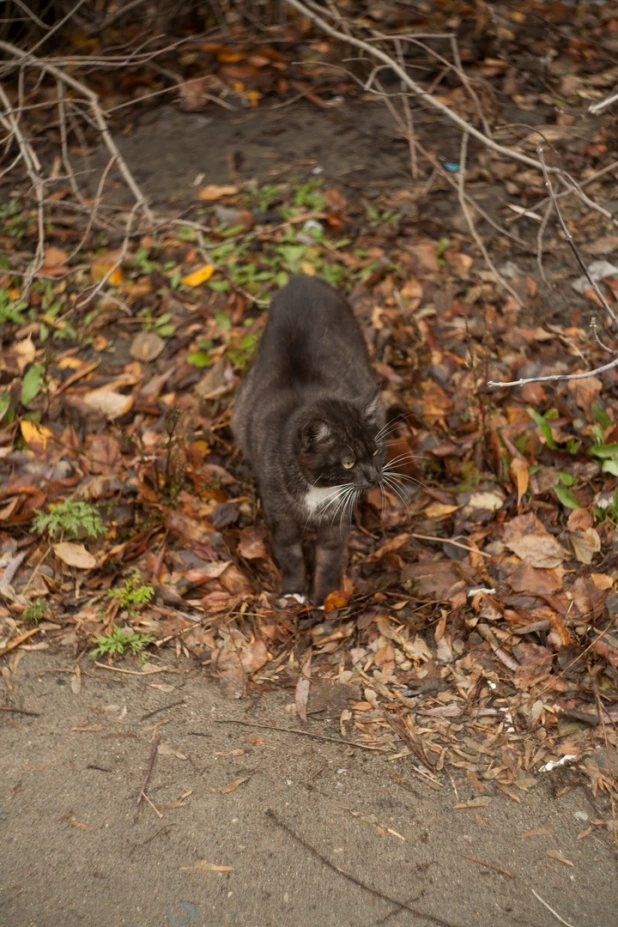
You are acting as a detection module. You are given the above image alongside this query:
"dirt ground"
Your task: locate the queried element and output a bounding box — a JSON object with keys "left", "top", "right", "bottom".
{"left": 1, "top": 650, "right": 616, "bottom": 927}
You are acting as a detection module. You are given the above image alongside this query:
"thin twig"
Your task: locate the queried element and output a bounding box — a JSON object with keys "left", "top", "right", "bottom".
{"left": 531, "top": 890, "right": 578, "bottom": 927}
{"left": 538, "top": 145, "right": 618, "bottom": 329}
{"left": 140, "top": 699, "right": 186, "bottom": 722}
{"left": 488, "top": 354, "right": 618, "bottom": 389}
{"left": 461, "top": 854, "right": 514, "bottom": 878}
{"left": 267, "top": 808, "right": 462, "bottom": 927}
{"left": 457, "top": 133, "right": 524, "bottom": 307}
{"left": 0, "top": 705, "right": 41, "bottom": 717}
{"left": 0, "top": 40, "right": 153, "bottom": 224}
{"left": 284, "top": 0, "right": 561, "bottom": 174}
{"left": 0, "top": 627, "right": 41, "bottom": 657}
{"left": 210, "top": 718, "right": 386, "bottom": 752}
{"left": 589, "top": 90, "right": 618, "bottom": 115}
{"left": 410, "top": 533, "right": 492, "bottom": 558}
{"left": 137, "top": 730, "right": 160, "bottom": 806}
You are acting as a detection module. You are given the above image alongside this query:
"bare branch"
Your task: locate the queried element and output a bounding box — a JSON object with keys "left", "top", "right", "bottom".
{"left": 284, "top": 0, "right": 563, "bottom": 174}
{"left": 538, "top": 146, "right": 618, "bottom": 330}
{"left": 488, "top": 355, "right": 618, "bottom": 389}
{"left": 0, "top": 40, "right": 153, "bottom": 225}
{"left": 589, "top": 90, "right": 618, "bottom": 115}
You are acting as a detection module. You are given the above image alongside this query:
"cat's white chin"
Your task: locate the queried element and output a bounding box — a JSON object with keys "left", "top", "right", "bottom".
{"left": 304, "top": 484, "right": 341, "bottom": 516}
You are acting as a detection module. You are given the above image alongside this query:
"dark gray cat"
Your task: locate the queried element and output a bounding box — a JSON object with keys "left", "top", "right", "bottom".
{"left": 232, "top": 275, "right": 385, "bottom": 605}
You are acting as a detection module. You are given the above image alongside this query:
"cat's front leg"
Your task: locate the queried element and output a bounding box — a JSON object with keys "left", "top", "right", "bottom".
{"left": 311, "top": 522, "right": 348, "bottom": 605}
{"left": 271, "top": 516, "right": 306, "bottom": 597}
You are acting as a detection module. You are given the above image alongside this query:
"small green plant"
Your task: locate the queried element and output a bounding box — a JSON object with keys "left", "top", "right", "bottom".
{"left": 138, "top": 309, "right": 175, "bottom": 338}
{"left": 109, "top": 572, "right": 155, "bottom": 613}
{"left": 366, "top": 205, "right": 401, "bottom": 227}
{"left": 22, "top": 599, "right": 48, "bottom": 623}
{"left": 244, "top": 183, "right": 281, "bottom": 212}
{"left": 0, "top": 287, "right": 28, "bottom": 325}
{"left": 132, "top": 247, "right": 156, "bottom": 275}
{"left": 32, "top": 500, "right": 105, "bottom": 540}
{"left": 91, "top": 625, "right": 155, "bottom": 659}
{"left": 292, "top": 180, "right": 324, "bottom": 211}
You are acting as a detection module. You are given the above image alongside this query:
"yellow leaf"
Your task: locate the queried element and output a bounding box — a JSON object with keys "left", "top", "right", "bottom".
{"left": 217, "top": 51, "right": 245, "bottom": 62}
{"left": 424, "top": 502, "right": 461, "bottom": 519}
{"left": 20, "top": 420, "right": 53, "bottom": 450}
{"left": 181, "top": 264, "right": 215, "bottom": 287}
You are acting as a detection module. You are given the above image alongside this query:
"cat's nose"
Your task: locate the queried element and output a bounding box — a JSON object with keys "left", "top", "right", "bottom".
{"left": 360, "top": 464, "right": 379, "bottom": 487}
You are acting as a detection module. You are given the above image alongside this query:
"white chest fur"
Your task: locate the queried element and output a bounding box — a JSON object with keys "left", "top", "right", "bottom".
{"left": 304, "top": 484, "right": 341, "bottom": 517}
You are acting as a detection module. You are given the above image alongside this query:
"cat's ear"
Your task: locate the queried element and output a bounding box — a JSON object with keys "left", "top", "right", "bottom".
{"left": 301, "top": 419, "right": 331, "bottom": 450}
{"left": 364, "top": 387, "right": 382, "bottom": 425}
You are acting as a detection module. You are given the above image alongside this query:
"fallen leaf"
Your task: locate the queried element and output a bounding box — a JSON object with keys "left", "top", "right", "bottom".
{"left": 546, "top": 850, "right": 574, "bottom": 866}
{"left": 130, "top": 331, "right": 165, "bottom": 362}
{"left": 53, "top": 542, "right": 96, "bottom": 569}
{"left": 158, "top": 743, "right": 187, "bottom": 760}
{"left": 83, "top": 389, "right": 133, "bottom": 420}
{"left": 323, "top": 590, "right": 350, "bottom": 612}
{"left": 569, "top": 528, "right": 601, "bottom": 565}
{"left": 181, "top": 264, "right": 215, "bottom": 287}
{"left": 90, "top": 249, "right": 124, "bottom": 285}
{"left": 20, "top": 420, "right": 53, "bottom": 451}
{"left": 198, "top": 184, "right": 238, "bottom": 201}
{"left": 220, "top": 776, "right": 250, "bottom": 794}
{"left": 456, "top": 798, "right": 491, "bottom": 809}
{"left": 509, "top": 457, "right": 529, "bottom": 507}
{"left": 237, "top": 528, "right": 267, "bottom": 560}
{"left": 505, "top": 532, "right": 567, "bottom": 569}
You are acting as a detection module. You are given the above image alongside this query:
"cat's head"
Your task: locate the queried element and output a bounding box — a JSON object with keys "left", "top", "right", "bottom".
{"left": 295, "top": 392, "right": 385, "bottom": 490}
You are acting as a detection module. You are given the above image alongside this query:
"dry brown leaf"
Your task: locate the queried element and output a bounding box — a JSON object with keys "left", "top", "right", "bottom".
{"left": 130, "top": 331, "right": 165, "bottom": 362}
{"left": 83, "top": 389, "right": 133, "bottom": 420}
{"left": 220, "top": 776, "right": 250, "bottom": 794}
{"left": 237, "top": 528, "right": 267, "bottom": 560}
{"left": 569, "top": 528, "right": 601, "bottom": 565}
{"left": 198, "top": 184, "right": 238, "bottom": 201}
{"left": 507, "top": 563, "right": 562, "bottom": 595}
{"left": 505, "top": 533, "right": 567, "bottom": 569}
{"left": 53, "top": 542, "right": 96, "bottom": 570}
{"left": 509, "top": 457, "right": 529, "bottom": 507}
{"left": 546, "top": 850, "right": 574, "bottom": 866}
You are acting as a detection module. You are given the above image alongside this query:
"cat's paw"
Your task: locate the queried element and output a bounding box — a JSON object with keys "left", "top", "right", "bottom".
{"left": 286, "top": 592, "right": 307, "bottom": 605}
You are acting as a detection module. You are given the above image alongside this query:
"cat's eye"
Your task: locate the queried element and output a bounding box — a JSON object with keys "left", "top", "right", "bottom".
{"left": 342, "top": 458, "right": 355, "bottom": 470}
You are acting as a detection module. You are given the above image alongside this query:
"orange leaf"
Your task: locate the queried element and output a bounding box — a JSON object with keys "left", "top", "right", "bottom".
{"left": 509, "top": 457, "right": 529, "bottom": 507}
{"left": 181, "top": 264, "right": 215, "bottom": 287}
{"left": 323, "top": 589, "right": 350, "bottom": 613}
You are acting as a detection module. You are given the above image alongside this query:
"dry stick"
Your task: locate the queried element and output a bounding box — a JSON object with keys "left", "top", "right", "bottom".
{"left": 488, "top": 149, "right": 618, "bottom": 387}
{"left": 410, "top": 533, "right": 492, "bottom": 558}
{"left": 531, "top": 890, "right": 577, "bottom": 927}
{"left": 0, "top": 706, "right": 41, "bottom": 717}
{"left": 457, "top": 133, "right": 525, "bottom": 307}
{"left": 0, "top": 627, "right": 41, "bottom": 657}
{"left": 266, "top": 808, "right": 463, "bottom": 927}
{"left": 461, "top": 854, "right": 514, "bottom": 878}
{"left": 589, "top": 90, "right": 618, "bottom": 115}
{"left": 210, "top": 717, "right": 386, "bottom": 752}
{"left": 536, "top": 200, "right": 553, "bottom": 286}
{"left": 538, "top": 146, "right": 618, "bottom": 330}
{"left": 140, "top": 699, "right": 186, "bottom": 722}
{"left": 284, "top": 0, "right": 560, "bottom": 174}
{"left": 137, "top": 730, "right": 160, "bottom": 806}
{"left": 0, "top": 85, "right": 45, "bottom": 291}
{"left": 0, "top": 40, "right": 153, "bottom": 224}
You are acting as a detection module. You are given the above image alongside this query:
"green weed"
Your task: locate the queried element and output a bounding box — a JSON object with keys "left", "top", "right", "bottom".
{"left": 109, "top": 572, "right": 155, "bottom": 613}
{"left": 22, "top": 599, "right": 48, "bottom": 623}
{"left": 32, "top": 500, "right": 106, "bottom": 540}
{"left": 91, "top": 625, "right": 155, "bottom": 659}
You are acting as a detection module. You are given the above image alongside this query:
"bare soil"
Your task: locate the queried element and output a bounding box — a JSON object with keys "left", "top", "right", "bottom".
{"left": 1, "top": 651, "right": 616, "bottom": 927}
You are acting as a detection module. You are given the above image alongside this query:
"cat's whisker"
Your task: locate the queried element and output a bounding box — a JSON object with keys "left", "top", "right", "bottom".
{"left": 382, "top": 466, "right": 425, "bottom": 486}
{"left": 382, "top": 474, "right": 410, "bottom": 512}
{"left": 383, "top": 452, "right": 419, "bottom": 467}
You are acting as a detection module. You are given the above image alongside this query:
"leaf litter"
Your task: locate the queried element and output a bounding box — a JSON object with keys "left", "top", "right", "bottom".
{"left": 0, "top": 2, "right": 617, "bottom": 806}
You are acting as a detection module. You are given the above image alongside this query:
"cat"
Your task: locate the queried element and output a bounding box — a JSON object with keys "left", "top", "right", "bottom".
{"left": 232, "top": 275, "right": 385, "bottom": 605}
